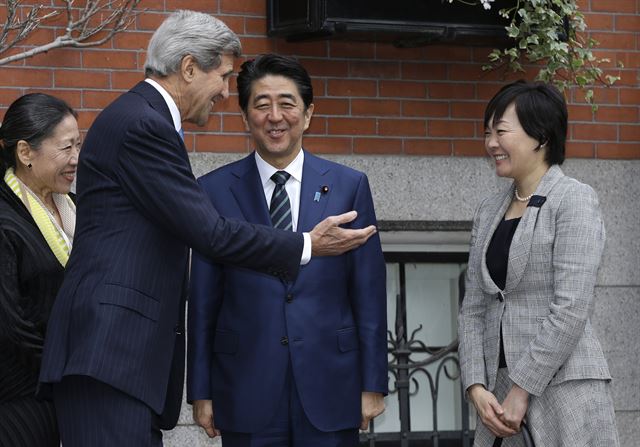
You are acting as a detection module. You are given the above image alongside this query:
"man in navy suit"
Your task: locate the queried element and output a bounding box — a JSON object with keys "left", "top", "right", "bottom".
{"left": 39, "top": 12, "right": 375, "bottom": 447}
{"left": 187, "top": 54, "right": 388, "bottom": 446}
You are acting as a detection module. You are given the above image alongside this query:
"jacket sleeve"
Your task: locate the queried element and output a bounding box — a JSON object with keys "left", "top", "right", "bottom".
{"left": 347, "top": 174, "right": 388, "bottom": 394}
{"left": 116, "top": 117, "right": 303, "bottom": 282}
{"left": 509, "top": 182, "right": 606, "bottom": 396}
{"left": 0, "top": 229, "right": 44, "bottom": 367}
{"left": 186, "top": 249, "right": 224, "bottom": 403}
{"left": 458, "top": 198, "right": 489, "bottom": 393}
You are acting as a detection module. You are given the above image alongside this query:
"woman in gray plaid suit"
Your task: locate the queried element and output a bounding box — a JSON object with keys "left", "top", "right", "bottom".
{"left": 458, "top": 81, "right": 619, "bottom": 447}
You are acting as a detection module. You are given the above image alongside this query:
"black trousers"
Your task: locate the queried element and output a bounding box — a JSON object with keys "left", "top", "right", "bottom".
{"left": 53, "top": 375, "right": 163, "bottom": 447}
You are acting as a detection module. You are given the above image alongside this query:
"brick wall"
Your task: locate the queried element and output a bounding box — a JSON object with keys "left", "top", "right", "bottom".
{"left": 1, "top": 0, "right": 638, "bottom": 159}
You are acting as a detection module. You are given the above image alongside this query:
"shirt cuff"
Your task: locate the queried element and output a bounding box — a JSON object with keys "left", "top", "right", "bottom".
{"left": 300, "top": 232, "right": 311, "bottom": 265}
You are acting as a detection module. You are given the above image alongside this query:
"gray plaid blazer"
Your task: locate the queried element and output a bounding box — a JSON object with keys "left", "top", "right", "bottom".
{"left": 459, "top": 165, "right": 611, "bottom": 398}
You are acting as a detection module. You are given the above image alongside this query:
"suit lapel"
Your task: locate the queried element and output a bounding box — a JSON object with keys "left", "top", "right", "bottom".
{"left": 229, "top": 154, "right": 272, "bottom": 226}
{"left": 504, "top": 165, "right": 565, "bottom": 292}
{"left": 297, "top": 151, "right": 332, "bottom": 233}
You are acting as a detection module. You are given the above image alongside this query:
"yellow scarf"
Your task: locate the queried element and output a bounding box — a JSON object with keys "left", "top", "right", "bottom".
{"left": 4, "top": 167, "right": 73, "bottom": 267}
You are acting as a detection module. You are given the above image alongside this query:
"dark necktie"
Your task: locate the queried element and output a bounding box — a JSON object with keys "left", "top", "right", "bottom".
{"left": 269, "top": 171, "right": 292, "bottom": 231}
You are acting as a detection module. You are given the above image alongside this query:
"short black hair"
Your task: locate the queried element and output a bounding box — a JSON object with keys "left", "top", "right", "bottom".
{"left": 484, "top": 80, "right": 567, "bottom": 165}
{"left": 236, "top": 54, "right": 313, "bottom": 113}
{"left": 0, "top": 93, "right": 77, "bottom": 170}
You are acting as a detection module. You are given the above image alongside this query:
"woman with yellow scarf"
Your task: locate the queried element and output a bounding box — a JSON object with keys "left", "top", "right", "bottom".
{"left": 0, "top": 93, "right": 80, "bottom": 446}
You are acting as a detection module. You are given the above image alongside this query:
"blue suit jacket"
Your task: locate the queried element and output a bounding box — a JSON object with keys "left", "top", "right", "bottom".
{"left": 187, "top": 151, "right": 388, "bottom": 432}
{"left": 38, "top": 82, "right": 303, "bottom": 428}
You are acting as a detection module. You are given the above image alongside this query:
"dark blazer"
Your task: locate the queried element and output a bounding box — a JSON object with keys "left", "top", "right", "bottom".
{"left": 39, "top": 82, "right": 303, "bottom": 428}
{"left": 187, "top": 151, "right": 388, "bottom": 432}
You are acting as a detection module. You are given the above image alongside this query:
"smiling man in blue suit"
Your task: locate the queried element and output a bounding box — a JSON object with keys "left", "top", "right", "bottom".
{"left": 187, "top": 54, "right": 388, "bottom": 446}
{"left": 39, "top": 12, "right": 376, "bottom": 447}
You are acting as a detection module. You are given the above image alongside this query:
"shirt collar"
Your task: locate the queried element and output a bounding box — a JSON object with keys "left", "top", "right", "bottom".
{"left": 145, "top": 78, "right": 182, "bottom": 132}
{"left": 255, "top": 149, "right": 304, "bottom": 187}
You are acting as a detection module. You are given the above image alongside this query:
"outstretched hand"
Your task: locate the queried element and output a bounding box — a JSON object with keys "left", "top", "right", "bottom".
{"left": 310, "top": 211, "right": 376, "bottom": 257}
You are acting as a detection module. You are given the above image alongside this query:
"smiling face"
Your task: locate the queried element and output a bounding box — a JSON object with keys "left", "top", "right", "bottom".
{"left": 242, "top": 74, "right": 314, "bottom": 169}
{"left": 183, "top": 53, "right": 235, "bottom": 127}
{"left": 485, "top": 102, "right": 548, "bottom": 182}
{"left": 18, "top": 113, "right": 81, "bottom": 196}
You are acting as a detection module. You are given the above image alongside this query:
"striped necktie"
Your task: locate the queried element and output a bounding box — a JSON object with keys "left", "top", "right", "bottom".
{"left": 269, "top": 171, "right": 292, "bottom": 231}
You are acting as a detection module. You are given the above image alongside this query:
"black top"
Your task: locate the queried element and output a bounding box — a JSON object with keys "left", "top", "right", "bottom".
{"left": 486, "top": 217, "right": 521, "bottom": 368}
{"left": 0, "top": 179, "right": 64, "bottom": 400}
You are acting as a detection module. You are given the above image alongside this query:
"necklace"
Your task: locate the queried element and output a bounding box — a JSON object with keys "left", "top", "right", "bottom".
{"left": 514, "top": 188, "right": 534, "bottom": 202}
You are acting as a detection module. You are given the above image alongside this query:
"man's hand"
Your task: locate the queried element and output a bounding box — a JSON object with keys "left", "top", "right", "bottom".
{"left": 468, "top": 384, "right": 517, "bottom": 438}
{"left": 499, "top": 384, "right": 529, "bottom": 433}
{"left": 310, "top": 211, "right": 376, "bottom": 257}
{"left": 192, "top": 399, "right": 220, "bottom": 438}
{"left": 360, "top": 392, "right": 385, "bottom": 431}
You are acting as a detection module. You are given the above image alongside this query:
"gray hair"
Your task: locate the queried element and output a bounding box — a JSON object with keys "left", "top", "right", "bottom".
{"left": 144, "top": 10, "right": 242, "bottom": 77}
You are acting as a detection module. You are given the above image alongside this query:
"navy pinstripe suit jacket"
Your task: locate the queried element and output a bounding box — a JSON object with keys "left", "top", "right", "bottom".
{"left": 39, "top": 81, "right": 303, "bottom": 429}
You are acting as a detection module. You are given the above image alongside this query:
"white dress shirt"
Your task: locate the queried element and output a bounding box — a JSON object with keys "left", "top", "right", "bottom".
{"left": 144, "top": 78, "right": 311, "bottom": 264}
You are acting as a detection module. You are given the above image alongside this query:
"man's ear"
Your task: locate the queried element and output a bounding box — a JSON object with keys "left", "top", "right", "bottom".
{"left": 180, "top": 55, "right": 197, "bottom": 83}
{"left": 303, "top": 103, "right": 315, "bottom": 131}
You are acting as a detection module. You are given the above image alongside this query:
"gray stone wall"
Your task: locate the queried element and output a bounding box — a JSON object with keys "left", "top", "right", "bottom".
{"left": 165, "top": 155, "right": 639, "bottom": 446}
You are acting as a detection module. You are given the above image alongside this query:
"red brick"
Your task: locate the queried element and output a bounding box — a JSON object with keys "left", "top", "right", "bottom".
{"left": 48, "top": 90, "right": 82, "bottom": 109}
{"left": 402, "top": 101, "right": 449, "bottom": 118}
{"left": 402, "top": 62, "right": 447, "bottom": 80}
{"left": 428, "top": 82, "right": 475, "bottom": 100}
{"left": 565, "top": 142, "right": 595, "bottom": 158}
{"left": 195, "top": 134, "right": 250, "bottom": 152}
{"left": 212, "top": 94, "right": 241, "bottom": 114}
{"left": 28, "top": 48, "right": 81, "bottom": 68}
{"left": 328, "top": 117, "right": 376, "bottom": 135}
{"left": 240, "top": 37, "right": 277, "bottom": 56}
{"left": 590, "top": 32, "right": 636, "bottom": 50}
{"left": 329, "top": 41, "right": 375, "bottom": 59}
{"left": 111, "top": 71, "right": 145, "bottom": 90}
{"left": 306, "top": 117, "right": 327, "bottom": 135}
{"left": 113, "top": 31, "right": 153, "bottom": 50}
{"left": 313, "top": 98, "right": 349, "bottom": 116}
{"left": 404, "top": 139, "right": 451, "bottom": 156}
{"left": 477, "top": 83, "right": 510, "bottom": 101}
{"left": 222, "top": 114, "right": 247, "bottom": 133}
{"left": 183, "top": 117, "right": 221, "bottom": 134}
{"left": 83, "top": 50, "right": 138, "bottom": 69}
{"left": 219, "top": 16, "right": 245, "bottom": 35}
{"left": 619, "top": 88, "right": 640, "bottom": 105}
{"left": 300, "top": 59, "right": 348, "bottom": 77}
{"left": 327, "top": 79, "right": 377, "bottom": 97}
{"left": 453, "top": 139, "right": 485, "bottom": 157}
{"left": 620, "top": 125, "right": 640, "bottom": 142}
{"left": 423, "top": 45, "right": 472, "bottom": 62}
{"left": 378, "top": 119, "right": 426, "bottom": 137}
{"left": 591, "top": 0, "right": 636, "bottom": 13}
{"left": 615, "top": 15, "right": 640, "bottom": 31}
{"left": 166, "top": 0, "right": 218, "bottom": 12}
{"left": 570, "top": 86, "right": 618, "bottom": 105}
{"left": 353, "top": 138, "right": 403, "bottom": 154}
{"left": 379, "top": 81, "right": 426, "bottom": 98}
{"left": 220, "top": 0, "right": 265, "bottom": 15}
{"left": 451, "top": 102, "right": 485, "bottom": 119}
{"left": 311, "top": 79, "right": 326, "bottom": 97}
{"left": 613, "top": 51, "right": 640, "bottom": 69}
{"left": 351, "top": 99, "right": 401, "bottom": 117}
{"left": 349, "top": 61, "right": 400, "bottom": 79}
{"left": 0, "top": 89, "right": 25, "bottom": 108}
{"left": 375, "top": 44, "right": 426, "bottom": 61}
{"left": 245, "top": 17, "right": 266, "bottom": 35}
{"left": 18, "top": 26, "right": 56, "bottom": 46}
{"left": 429, "top": 120, "right": 475, "bottom": 138}
{"left": 595, "top": 106, "right": 638, "bottom": 123}
{"left": 54, "top": 69, "right": 111, "bottom": 89}
{"left": 572, "top": 123, "right": 617, "bottom": 141}
{"left": 583, "top": 13, "right": 614, "bottom": 30}
{"left": 304, "top": 137, "right": 352, "bottom": 154}
{"left": 275, "top": 40, "right": 328, "bottom": 58}
{"left": 0, "top": 68, "right": 52, "bottom": 87}
{"left": 597, "top": 143, "right": 640, "bottom": 159}
{"left": 567, "top": 104, "right": 594, "bottom": 122}
{"left": 77, "top": 110, "right": 100, "bottom": 130}
{"left": 83, "top": 90, "right": 122, "bottom": 109}
{"left": 137, "top": 13, "right": 169, "bottom": 31}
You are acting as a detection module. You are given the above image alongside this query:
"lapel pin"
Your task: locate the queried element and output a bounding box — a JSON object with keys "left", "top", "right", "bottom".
{"left": 314, "top": 192, "right": 321, "bottom": 202}
{"left": 314, "top": 186, "right": 329, "bottom": 202}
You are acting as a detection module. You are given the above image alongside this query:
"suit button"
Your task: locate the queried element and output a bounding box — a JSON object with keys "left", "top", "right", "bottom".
{"left": 280, "top": 336, "right": 289, "bottom": 346}
{"left": 286, "top": 293, "right": 293, "bottom": 303}
{"left": 497, "top": 291, "right": 505, "bottom": 302}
